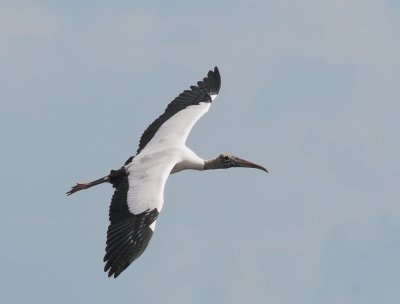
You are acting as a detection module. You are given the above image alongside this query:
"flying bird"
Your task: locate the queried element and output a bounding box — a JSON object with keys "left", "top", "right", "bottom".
{"left": 67, "top": 67, "right": 267, "bottom": 278}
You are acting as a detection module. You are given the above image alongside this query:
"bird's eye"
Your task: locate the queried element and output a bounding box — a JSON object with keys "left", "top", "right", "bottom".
{"left": 223, "top": 155, "right": 231, "bottom": 162}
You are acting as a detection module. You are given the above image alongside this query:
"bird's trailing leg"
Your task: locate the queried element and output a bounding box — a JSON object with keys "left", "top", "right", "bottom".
{"left": 66, "top": 167, "right": 127, "bottom": 196}
{"left": 66, "top": 176, "right": 110, "bottom": 196}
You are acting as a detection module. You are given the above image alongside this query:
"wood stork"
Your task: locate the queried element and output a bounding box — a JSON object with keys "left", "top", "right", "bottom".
{"left": 67, "top": 67, "right": 267, "bottom": 278}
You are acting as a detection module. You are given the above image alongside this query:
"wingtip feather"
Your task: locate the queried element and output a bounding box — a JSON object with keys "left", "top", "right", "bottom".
{"left": 206, "top": 66, "right": 221, "bottom": 95}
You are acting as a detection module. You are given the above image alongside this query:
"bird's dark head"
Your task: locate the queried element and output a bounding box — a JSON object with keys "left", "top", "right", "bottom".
{"left": 206, "top": 153, "right": 268, "bottom": 172}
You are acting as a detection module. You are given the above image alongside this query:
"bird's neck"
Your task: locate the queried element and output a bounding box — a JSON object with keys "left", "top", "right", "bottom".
{"left": 171, "top": 147, "right": 205, "bottom": 173}
{"left": 203, "top": 157, "right": 222, "bottom": 170}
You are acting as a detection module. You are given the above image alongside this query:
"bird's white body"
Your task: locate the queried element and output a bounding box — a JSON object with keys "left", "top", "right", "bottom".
{"left": 125, "top": 102, "right": 212, "bottom": 217}
{"left": 126, "top": 146, "right": 204, "bottom": 215}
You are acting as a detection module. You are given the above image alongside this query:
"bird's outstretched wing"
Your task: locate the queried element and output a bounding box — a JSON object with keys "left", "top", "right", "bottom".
{"left": 104, "top": 174, "right": 158, "bottom": 278}
{"left": 104, "top": 155, "right": 178, "bottom": 278}
{"left": 136, "top": 66, "right": 221, "bottom": 155}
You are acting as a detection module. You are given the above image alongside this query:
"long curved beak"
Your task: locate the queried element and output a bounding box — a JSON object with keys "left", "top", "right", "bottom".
{"left": 233, "top": 156, "right": 268, "bottom": 173}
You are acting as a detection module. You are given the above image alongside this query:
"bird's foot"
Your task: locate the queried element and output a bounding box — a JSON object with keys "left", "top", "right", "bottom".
{"left": 66, "top": 183, "right": 89, "bottom": 196}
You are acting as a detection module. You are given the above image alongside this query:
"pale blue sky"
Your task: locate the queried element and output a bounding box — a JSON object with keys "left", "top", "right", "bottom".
{"left": 1, "top": 1, "right": 399, "bottom": 303}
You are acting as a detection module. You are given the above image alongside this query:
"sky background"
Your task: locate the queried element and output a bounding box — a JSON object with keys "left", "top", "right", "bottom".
{"left": 1, "top": 0, "right": 400, "bottom": 303}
